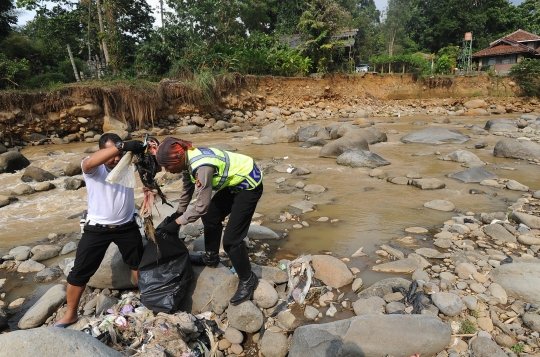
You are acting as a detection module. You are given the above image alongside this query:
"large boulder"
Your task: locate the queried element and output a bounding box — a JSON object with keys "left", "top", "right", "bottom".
{"left": 21, "top": 166, "right": 57, "bottom": 182}
{"left": 493, "top": 138, "right": 540, "bottom": 160}
{"left": 87, "top": 243, "right": 137, "bottom": 289}
{"left": 297, "top": 125, "right": 327, "bottom": 142}
{"left": 288, "top": 314, "right": 451, "bottom": 357}
{"left": 259, "top": 120, "right": 297, "bottom": 143}
{"left": 18, "top": 284, "right": 66, "bottom": 329}
{"left": 484, "top": 118, "right": 516, "bottom": 130}
{"left": 226, "top": 300, "right": 264, "bottom": 333}
{"left": 178, "top": 265, "right": 233, "bottom": 313}
{"left": 483, "top": 224, "right": 516, "bottom": 243}
{"left": 68, "top": 104, "right": 103, "bottom": 117}
{"left": 102, "top": 115, "right": 128, "bottom": 132}
{"left": 511, "top": 211, "right": 540, "bottom": 229}
{"left": 0, "top": 151, "right": 30, "bottom": 173}
{"left": 247, "top": 225, "right": 280, "bottom": 240}
{"left": 319, "top": 132, "right": 369, "bottom": 158}
{"left": 464, "top": 99, "right": 488, "bottom": 109}
{"left": 400, "top": 128, "right": 469, "bottom": 145}
{"left": 312, "top": 255, "right": 354, "bottom": 288}
{"left": 0, "top": 328, "right": 124, "bottom": 357}
{"left": 30, "top": 245, "right": 62, "bottom": 261}
{"left": 490, "top": 263, "right": 540, "bottom": 304}
{"left": 448, "top": 166, "right": 498, "bottom": 183}
{"left": 336, "top": 150, "right": 390, "bottom": 168}
{"left": 358, "top": 278, "right": 411, "bottom": 299}
{"left": 441, "top": 150, "right": 484, "bottom": 165}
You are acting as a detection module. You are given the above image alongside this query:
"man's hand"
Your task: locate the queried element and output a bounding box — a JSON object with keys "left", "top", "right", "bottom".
{"left": 162, "top": 219, "right": 181, "bottom": 235}
{"left": 121, "top": 140, "right": 145, "bottom": 154}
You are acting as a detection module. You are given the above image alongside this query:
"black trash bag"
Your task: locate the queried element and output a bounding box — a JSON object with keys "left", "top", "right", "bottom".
{"left": 138, "top": 217, "right": 193, "bottom": 314}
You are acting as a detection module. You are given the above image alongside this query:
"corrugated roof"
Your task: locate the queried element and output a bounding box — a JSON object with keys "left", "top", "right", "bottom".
{"left": 472, "top": 44, "right": 538, "bottom": 57}
{"left": 504, "top": 29, "right": 540, "bottom": 43}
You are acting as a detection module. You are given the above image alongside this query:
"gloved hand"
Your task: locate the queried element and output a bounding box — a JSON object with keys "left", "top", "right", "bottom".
{"left": 169, "top": 212, "right": 182, "bottom": 221}
{"left": 121, "top": 140, "right": 145, "bottom": 154}
{"left": 162, "top": 218, "right": 181, "bottom": 235}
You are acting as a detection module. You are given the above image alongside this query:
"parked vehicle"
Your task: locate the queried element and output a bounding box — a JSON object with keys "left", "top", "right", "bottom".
{"left": 355, "top": 64, "right": 370, "bottom": 72}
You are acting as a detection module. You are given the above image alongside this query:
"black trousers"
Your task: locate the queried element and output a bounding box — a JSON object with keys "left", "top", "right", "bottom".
{"left": 202, "top": 183, "right": 263, "bottom": 276}
{"left": 67, "top": 221, "right": 144, "bottom": 287}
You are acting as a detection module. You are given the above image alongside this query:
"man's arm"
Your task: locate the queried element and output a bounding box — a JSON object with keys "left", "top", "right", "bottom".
{"left": 81, "top": 146, "right": 120, "bottom": 174}
{"left": 177, "top": 166, "right": 213, "bottom": 225}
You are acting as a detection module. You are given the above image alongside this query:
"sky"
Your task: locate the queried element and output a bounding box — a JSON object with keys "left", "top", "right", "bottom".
{"left": 16, "top": 0, "right": 526, "bottom": 26}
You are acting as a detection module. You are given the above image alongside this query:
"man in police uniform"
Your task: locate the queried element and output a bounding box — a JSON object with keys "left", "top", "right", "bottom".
{"left": 155, "top": 137, "right": 263, "bottom": 306}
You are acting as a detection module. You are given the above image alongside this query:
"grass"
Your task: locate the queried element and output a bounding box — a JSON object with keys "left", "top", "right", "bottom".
{"left": 511, "top": 342, "right": 525, "bottom": 353}
{"left": 459, "top": 319, "right": 477, "bottom": 334}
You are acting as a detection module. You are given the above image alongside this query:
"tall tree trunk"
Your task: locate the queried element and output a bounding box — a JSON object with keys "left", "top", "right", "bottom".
{"left": 160, "top": 0, "right": 165, "bottom": 43}
{"left": 87, "top": 0, "right": 92, "bottom": 61}
{"left": 67, "top": 44, "right": 81, "bottom": 82}
{"left": 96, "top": 0, "right": 110, "bottom": 65}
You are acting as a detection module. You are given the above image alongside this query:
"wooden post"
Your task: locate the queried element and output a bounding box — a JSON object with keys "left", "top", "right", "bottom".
{"left": 67, "top": 44, "right": 81, "bottom": 82}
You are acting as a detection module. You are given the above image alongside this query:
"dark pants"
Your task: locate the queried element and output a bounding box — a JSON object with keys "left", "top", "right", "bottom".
{"left": 67, "top": 221, "right": 144, "bottom": 287}
{"left": 202, "top": 183, "right": 263, "bottom": 279}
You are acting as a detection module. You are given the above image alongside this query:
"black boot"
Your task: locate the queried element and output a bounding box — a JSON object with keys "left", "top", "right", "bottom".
{"left": 189, "top": 252, "right": 220, "bottom": 267}
{"left": 230, "top": 271, "right": 259, "bottom": 306}
{"left": 227, "top": 244, "right": 258, "bottom": 305}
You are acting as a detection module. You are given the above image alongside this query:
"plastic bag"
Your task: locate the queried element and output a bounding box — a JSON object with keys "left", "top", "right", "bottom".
{"left": 138, "top": 217, "right": 194, "bottom": 314}
{"left": 106, "top": 151, "right": 137, "bottom": 188}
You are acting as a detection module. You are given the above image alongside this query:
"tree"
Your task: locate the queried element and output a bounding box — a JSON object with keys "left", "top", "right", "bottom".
{"left": 518, "top": 0, "right": 540, "bottom": 35}
{"left": 510, "top": 58, "right": 540, "bottom": 98}
{"left": 0, "top": 0, "right": 17, "bottom": 42}
{"left": 297, "top": 0, "right": 350, "bottom": 73}
{"left": 382, "top": 0, "right": 414, "bottom": 56}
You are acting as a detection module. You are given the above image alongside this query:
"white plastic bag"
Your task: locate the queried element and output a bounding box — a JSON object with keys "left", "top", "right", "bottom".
{"left": 106, "top": 151, "right": 137, "bottom": 188}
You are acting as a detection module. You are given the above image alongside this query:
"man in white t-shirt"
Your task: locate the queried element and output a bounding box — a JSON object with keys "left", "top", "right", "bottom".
{"left": 53, "top": 133, "right": 145, "bottom": 327}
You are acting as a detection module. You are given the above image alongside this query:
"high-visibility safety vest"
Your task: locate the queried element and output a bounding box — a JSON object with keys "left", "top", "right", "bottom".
{"left": 186, "top": 147, "right": 263, "bottom": 191}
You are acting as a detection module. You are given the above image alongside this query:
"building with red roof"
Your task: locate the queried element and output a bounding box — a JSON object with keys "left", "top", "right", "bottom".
{"left": 472, "top": 29, "right": 540, "bottom": 73}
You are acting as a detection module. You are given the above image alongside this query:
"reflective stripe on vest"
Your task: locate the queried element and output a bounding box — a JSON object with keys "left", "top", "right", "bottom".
{"left": 187, "top": 148, "right": 262, "bottom": 191}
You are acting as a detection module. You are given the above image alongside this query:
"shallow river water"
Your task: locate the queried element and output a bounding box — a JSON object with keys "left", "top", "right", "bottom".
{"left": 1, "top": 113, "right": 538, "bottom": 299}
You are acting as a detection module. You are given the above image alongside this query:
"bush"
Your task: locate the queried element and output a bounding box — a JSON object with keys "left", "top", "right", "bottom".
{"left": 57, "top": 59, "right": 85, "bottom": 81}
{"left": 22, "top": 72, "right": 70, "bottom": 89}
{"left": 0, "top": 53, "right": 30, "bottom": 89}
{"left": 510, "top": 58, "right": 540, "bottom": 98}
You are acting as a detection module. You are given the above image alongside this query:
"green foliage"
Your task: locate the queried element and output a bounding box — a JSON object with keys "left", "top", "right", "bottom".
{"left": 370, "top": 53, "right": 429, "bottom": 74}
{"left": 459, "top": 319, "right": 476, "bottom": 334}
{"left": 0, "top": 0, "right": 16, "bottom": 42}
{"left": 511, "top": 342, "right": 525, "bottom": 353}
{"left": 297, "top": 0, "right": 350, "bottom": 73}
{"left": 435, "top": 55, "right": 453, "bottom": 75}
{"left": 22, "top": 72, "right": 70, "bottom": 89}
{"left": 510, "top": 58, "right": 540, "bottom": 98}
{"left": 57, "top": 58, "right": 85, "bottom": 81}
{"left": 0, "top": 53, "right": 30, "bottom": 89}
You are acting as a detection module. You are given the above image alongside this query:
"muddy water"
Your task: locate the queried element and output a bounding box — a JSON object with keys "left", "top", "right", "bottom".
{"left": 1, "top": 114, "right": 537, "bottom": 288}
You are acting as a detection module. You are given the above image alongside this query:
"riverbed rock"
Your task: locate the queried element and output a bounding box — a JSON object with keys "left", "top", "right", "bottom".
{"left": 87, "top": 243, "right": 136, "bottom": 289}
{"left": 34, "top": 182, "right": 56, "bottom": 192}
{"left": 10, "top": 246, "right": 31, "bottom": 260}
{"left": 0, "top": 327, "right": 124, "bottom": 356}
{"left": 290, "top": 200, "right": 315, "bottom": 213}
{"left": 318, "top": 132, "right": 369, "bottom": 158}
{"left": 522, "top": 313, "right": 540, "bottom": 332}
{"left": 30, "top": 245, "right": 62, "bottom": 261}
{"left": 312, "top": 255, "right": 353, "bottom": 288}
{"left": 352, "top": 296, "right": 386, "bottom": 315}
{"left": 431, "top": 292, "right": 462, "bottom": 316}
{"left": 288, "top": 314, "right": 451, "bottom": 357}
{"left": 260, "top": 331, "right": 288, "bottom": 357}
{"left": 441, "top": 150, "right": 484, "bottom": 165}
{"left": 358, "top": 278, "right": 411, "bottom": 299}
{"left": 68, "top": 104, "right": 103, "bottom": 117}
{"left": 211, "top": 275, "right": 238, "bottom": 315}
{"left": 300, "top": 137, "right": 327, "bottom": 148}
{"left": 226, "top": 300, "right": 264, "bottom": 333}
{"left": 17, "top": 260, "right": 46, "bottom": 273}
{"left": 415, "top": 248, "right": 445, "bottom": 259}
{"left": 511, "top": 211, "right": 540, "bottom": 229}
{"left": 297, "top": 124, "right": 326, "bottom": 142}
{"left": 18, "top": 284, "right": 66, "bottom": 329}
{"left": 61, "top": 242, "right": 77, "bottom": 255}
{"left": 400, "top": 128, "right": 469, "bottom": 145}
{"left": 303, "top": 184, "right": 325, "bottom": 193}
{"left": 11, "top": 183, "right": 35, "bottom": 196}
{"left": 179, "top": 265, "right": 233, "bottom": 314}
{"left": 483, "top": 223, "right": 516, "bottom": 243}
{"left": 487, "top": 283, "right": 507, "bottom": 304}
{"left": 372, "top": 257, "right": 423, "bottom": 273}
{"left": 259, "top": 120, "right": 297, "bottom": 143}
{"left": 34, "top": 266, "right": 63, "bottom": 283}
{"left": 247, "top": 225, "right": 280, "bottom": 240}
{"left": 336, "top": 150, "right": 390, "bottom": 168}
{"left": 21, "top": 166, "right": 56, "bottom": 182}
{"left": 176, "top": 125, "right": 201, "bottom": 135}
{"left": 493, "top": 138, "right": 540, "bottom": 160}
{"left": 410, "top": 178, "right": 445, "bottom": 190}
{"left": 424, "top": 200, "right": 455, "bottom": 212}
{"left": 470, "top": 335, "right": 507, "bottom": 357}
{"left": 251, "top": 263, "right": 288, "bottom": 284}
{"left": 490, "top": 262, "right": 540, "bottom": 304}
{"left": 465, "top": 99, "right": 488, "bottom": 109}
{"left": 252, "top": 136, "right": 275, "bottom": 145}
{"left": 253, "top": 279, "right": 278, "bottom": 308}
{"left": 448, "top": 166, "right": 498, "bottom": 183}
{"left": 518, "top": 234, "right": 540, "bottom": 245}
{"left": 465, "top": 108, "right": 489, "bottom": 116}
{"left": 0, "top": 151, "right": 31, "bottom": 173}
